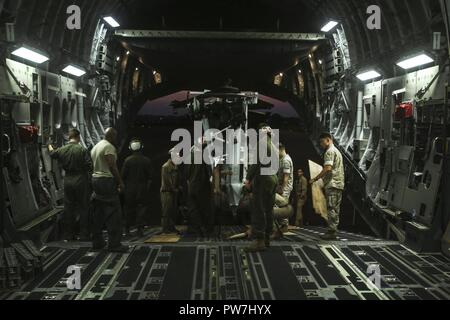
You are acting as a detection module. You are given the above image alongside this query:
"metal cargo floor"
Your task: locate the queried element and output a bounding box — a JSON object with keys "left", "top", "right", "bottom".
{"left": 1, "top": 227, "right": 450, "bottom": 300}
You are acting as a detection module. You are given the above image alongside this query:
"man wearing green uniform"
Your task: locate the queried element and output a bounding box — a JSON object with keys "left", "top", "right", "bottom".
{"left": 244, "top": 126, "right": 278, "bottom": 252}
{"left": 187, "top": 147, "right": 213, "bottom": 237}
{"left": 310, "top": 133, "right": 345, "bottom": 240}
{"left": 160, "top": 150, "right": 181, "bottom": 234}
{"left": 274, "top": 144, "right": 294, "bottom": 233}
{"left": 49, "top": 129, "right": 92, "bottom": 241}
{"left": 122, "top": 138, "right": 153, "bottom": 237}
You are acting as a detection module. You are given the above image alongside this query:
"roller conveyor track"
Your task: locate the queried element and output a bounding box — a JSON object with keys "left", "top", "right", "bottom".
{"left": 1, "top": 227, "right": 449, "bottom": 300}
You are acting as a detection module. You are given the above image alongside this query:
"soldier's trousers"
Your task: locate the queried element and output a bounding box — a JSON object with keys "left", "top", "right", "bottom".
{"left": 161, "top": 192, "right": 178, "bottom": 231}
{"left": 124, "top": 202, "right": 147, "bottom": 230}
{"left": 63, "top": 174, "right": 90, "bottom": 239}
{"left": 324, "top": 188, "right": 343, "bottom": 232}
{"left": 251, "top": 176, "right": 278, "bottom": 240}
{"left": 124, "top": 187, "right": 148, "bottom": 230}
{"left": 91, "top": 177, "right": 122, "bottom": 249}
{"left": 296, "top": 199, "right": 306, "bottom": 225}
{"left": 188, "top": 192, "right": 213, "bottom": 233}
{"left": 274, "top": 194, "right": 290, "bottom": 227}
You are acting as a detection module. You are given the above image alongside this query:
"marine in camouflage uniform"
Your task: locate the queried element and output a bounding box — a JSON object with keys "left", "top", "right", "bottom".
{"left": 49, "top": 129, "right": 92, "bottom": 241}
{"left": 310, "top": 133, "right": 345, "bottom": 240}
{"left": 275, "top": 145, "right": 294, "bottom": 231}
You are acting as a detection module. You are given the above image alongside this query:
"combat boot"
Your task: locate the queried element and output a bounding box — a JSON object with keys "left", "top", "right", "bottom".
{"left": 280, "top": 225, "right": 289, "bottom": 233}
{"left": 244, "top": 239, "right": 267, "bottom": 253}
{"left": 295, "top": 220, "right": 303, "bottom": 227}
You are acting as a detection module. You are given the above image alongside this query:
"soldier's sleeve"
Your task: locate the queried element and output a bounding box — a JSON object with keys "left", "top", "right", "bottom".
{"left": 282, "top": 159, "right": 291, "bottom": 175}
{"left": 324, "top": 150, "right": 335, "bottom": 168}
{"left": 104, "top": 143, "right": 116, "bottom": 157}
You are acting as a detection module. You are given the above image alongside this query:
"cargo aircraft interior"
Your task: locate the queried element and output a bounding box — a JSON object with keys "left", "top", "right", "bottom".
{"left": 0, "top": 0, "right": 450, "bottom": 302}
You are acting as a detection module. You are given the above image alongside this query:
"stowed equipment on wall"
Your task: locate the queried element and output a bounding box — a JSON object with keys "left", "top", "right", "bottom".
{"left": 317, "top": 65, "right": 450, "bottom": 253}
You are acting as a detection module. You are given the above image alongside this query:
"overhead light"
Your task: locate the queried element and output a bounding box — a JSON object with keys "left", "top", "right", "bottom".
{"left": 126, "top": 51, "right": 130, "bottom": 55}
{"left": 318, "top": 59, "right": 323, "bottom": 65}
{"left": 11, "top": 46, "right": 49, "bottom": 64}
{"left": 62, "top": 65, "right": 86, "bottom": 77}
{"left": 392, "top": 88, "right": 406, "bottom": 96}
{"left": 135, "top": 67, "right": 139, "bottom": 71}
{"left": 321, "top": 21, "right": 338, "bottom": 32}
{"left": 356, "top": 70, "right": 381, "bottom": 81}
{"left": 308, "top": 54, "right": 312, "bottom": 59}
{"left": 153, "top": 70, "right": 157, "bottom": 75}
{"left": 298, "top": 69, "right": 302, "bottom": 74}
{"left": 103, "top": 16, "right": 120, "bottom": 28}
{"left": 396, "top": 53, "right": 434, "bottom": 70}
{"left": 279, "top": 73, "right": 283, "bottom": 77}
{"left": 116, "top": 56, "right": 120, "bottom": 62}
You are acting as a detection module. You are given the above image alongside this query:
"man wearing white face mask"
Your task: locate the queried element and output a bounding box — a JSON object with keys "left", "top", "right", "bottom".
{"left": 121, "top": 138, "right": 154, "bottom": 237}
